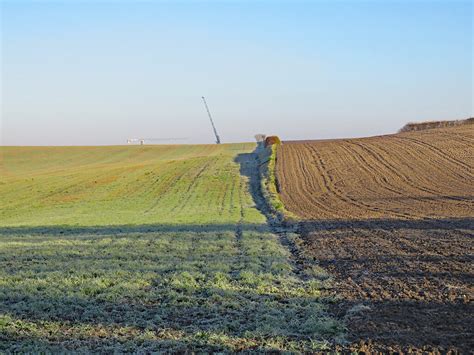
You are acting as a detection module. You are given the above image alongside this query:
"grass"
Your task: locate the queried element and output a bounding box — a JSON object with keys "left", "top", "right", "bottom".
{"left": 0, "top": 144, "right": 343, "bottom": 352}
{"left": 1, "top": 144, "right": 261, "bottom": 226}
{"left": 258, "top": 144, "right": 297, "bottom": 221}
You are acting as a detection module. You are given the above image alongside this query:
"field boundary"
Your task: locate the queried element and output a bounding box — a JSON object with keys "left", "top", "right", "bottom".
{"left": 399, "top": 117, "right": 473, "bottom": 132}
{"left": 256, "top": 144, "right": 297, "bottom": 223}
{"left": 251, "top": 143, "right": 339, "bottom": 287}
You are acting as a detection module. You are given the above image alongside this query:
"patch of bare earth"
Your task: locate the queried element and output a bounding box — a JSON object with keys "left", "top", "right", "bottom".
{"left": 276, "top": 125, "right": 474, "bottom": 352}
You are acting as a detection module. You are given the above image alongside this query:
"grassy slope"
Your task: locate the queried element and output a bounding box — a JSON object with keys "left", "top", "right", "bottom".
{"left": 0, "top": 144, "right": 342, "bottom": 352}
{"left": 0, "top": 144, "right": 260, "bottom": 226}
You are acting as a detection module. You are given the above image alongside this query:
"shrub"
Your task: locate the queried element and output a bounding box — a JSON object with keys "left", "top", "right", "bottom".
{"left": 399, "top": 117, "right": 474, "bottom": 133}
{"left": 264, "top": 136, "right": 281, "bottom": 148}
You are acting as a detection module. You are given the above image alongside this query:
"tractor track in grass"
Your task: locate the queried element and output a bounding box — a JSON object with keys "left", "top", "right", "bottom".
{"left": 143, "top": 160, "right": 201, "bottom": 214}
{"left": 238, "top": 147, "right": 314, "bottom": 280}
{"left": 230, "top": 179, "right": 245, "bottom": 278}
{"left": 170, "top": 161, "right": 213, "bottom": 214}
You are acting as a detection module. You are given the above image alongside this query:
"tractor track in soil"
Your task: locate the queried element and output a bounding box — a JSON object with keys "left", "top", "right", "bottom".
{"left": 275, "top": 125, "right": 474, "bottom": 352}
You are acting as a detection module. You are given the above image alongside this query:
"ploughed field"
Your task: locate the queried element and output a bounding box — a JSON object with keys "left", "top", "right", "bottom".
{"left": 0, "top": 144, "right": 342, "bottom": 352}
{"left": 276, "top": 125, "right": 474, "bottom": 352}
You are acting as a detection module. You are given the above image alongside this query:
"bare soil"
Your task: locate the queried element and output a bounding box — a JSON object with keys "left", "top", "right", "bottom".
{"left": 276, "top": 125, "right": 474, "bottom": 352}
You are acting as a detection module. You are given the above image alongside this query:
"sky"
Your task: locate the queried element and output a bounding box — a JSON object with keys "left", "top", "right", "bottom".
{"left": 1, "top": 0, "right": 472, "bottom": 145}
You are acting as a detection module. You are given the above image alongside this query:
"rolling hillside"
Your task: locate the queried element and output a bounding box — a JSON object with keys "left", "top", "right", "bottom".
{"left": 277, "top": 125, "right": 473, "bottom": 220}
{"left": 0, "top": 144, "right": 258, "bottom": 226}
{"left": 275, "top": 124, "right": 474, "bottom": 352}
{"left": 0, "top": 144, "right": 342, "bottom": 352}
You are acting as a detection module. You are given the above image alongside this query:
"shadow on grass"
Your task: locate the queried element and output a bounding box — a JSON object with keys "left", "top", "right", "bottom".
{"left": 0, "top": 330, "right": 243, "bottom": 353}
{"left": 0, "top": 223, "right": 268, "bottom": 236}
{"left": 234, "top": 148, "right": 270, "bottom": 218}
{"left": 1, "top": 216, "right": 471, "bottom": 236}
{"left": 0, "top": 223, "right": 342, "bottom": 352}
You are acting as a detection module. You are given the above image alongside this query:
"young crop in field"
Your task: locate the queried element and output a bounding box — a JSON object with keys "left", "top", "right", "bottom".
{"left": 0, "top": 144, "right": 343, "bottom": 352}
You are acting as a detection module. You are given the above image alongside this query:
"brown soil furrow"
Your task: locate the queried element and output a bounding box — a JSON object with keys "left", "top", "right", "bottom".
{"left": 339, "top": 142, "right": 404, "bottom": 197}
{"left": 276, "top": 125, "right": 474, "bottom": 352}
{"left": 348, "top": 139, "right": 472, "bottom": 213}
{"left": 352, "top": 140, "right": 444, "bottom": 196}
{"left": 398, "top": 135, "right": 473, "bottom": 175}
{"left": 337, "top": 142, "right": 428, "bottom": 219}
{"left": 390, "top": 136, "right": 469, "bottom": 183}
{"left": 383, "top": 137, "right": 474, "bottom": 205}
{"left": 308, "top": 144, "right": 413, "bottom": 219}
{"left": 438, "top": 131, "right": 474, "bottom": 145}
{"left": 395, "top": 144, "right": 472, "bottom": 203}
{"left": 303, "top": 144, "right": 378, "bottom": 219}
{"left": 277, "top": 144, "right": 337, "bottom": 218}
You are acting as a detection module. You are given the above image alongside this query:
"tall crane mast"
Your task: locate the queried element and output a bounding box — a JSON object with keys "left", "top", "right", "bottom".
{"left": 201, "top": 96, "right": 221, "bottom": 144}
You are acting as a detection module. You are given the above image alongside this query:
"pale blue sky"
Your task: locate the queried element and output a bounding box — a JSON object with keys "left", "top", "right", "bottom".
{"left": 1, "top": 0, "right": 472, "bottom": 145}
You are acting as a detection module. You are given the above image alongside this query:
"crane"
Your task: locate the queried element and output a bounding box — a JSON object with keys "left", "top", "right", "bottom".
{"left": 201, "top": 96, "right": 221, "bottom": 144}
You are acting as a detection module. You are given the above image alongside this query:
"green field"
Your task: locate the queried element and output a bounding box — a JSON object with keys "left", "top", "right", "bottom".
{"left": 0, "top": 144, "right": 342, "bottom": 352}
